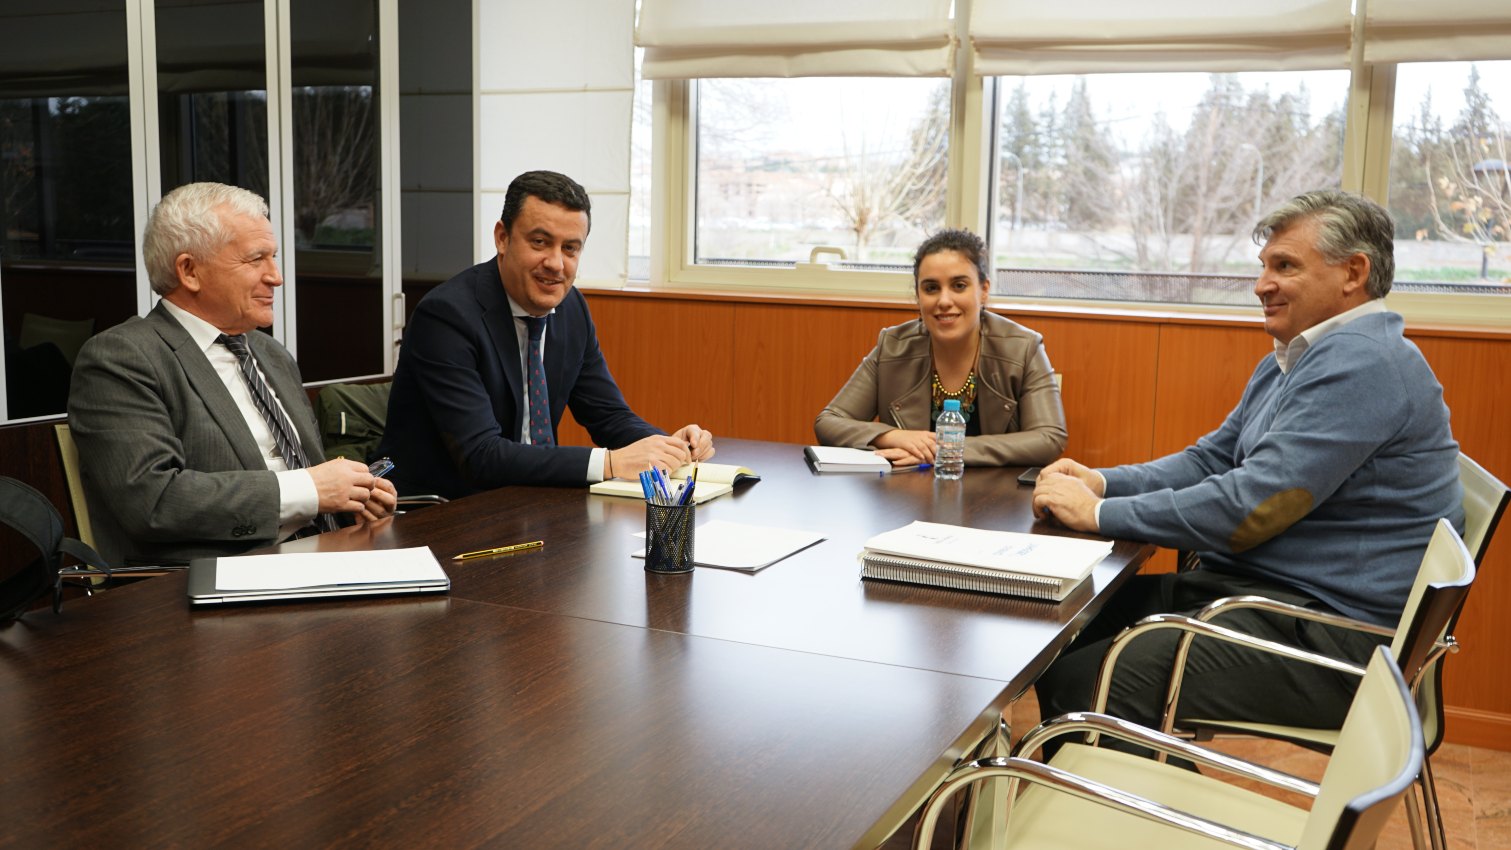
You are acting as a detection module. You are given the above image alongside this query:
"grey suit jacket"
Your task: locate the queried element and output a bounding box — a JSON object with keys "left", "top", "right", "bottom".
{"left": 67, "top": 302, "right": 325, "bottom": 565}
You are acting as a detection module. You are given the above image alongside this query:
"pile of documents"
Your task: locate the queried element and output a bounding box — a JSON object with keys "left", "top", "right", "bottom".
{"left": 859, "top": 521, "right": 1112, "bottom": 601}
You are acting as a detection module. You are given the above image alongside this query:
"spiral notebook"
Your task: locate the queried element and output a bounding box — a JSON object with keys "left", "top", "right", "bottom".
{"left": 859, "top": 521, "right": 1112, "bottom": 601}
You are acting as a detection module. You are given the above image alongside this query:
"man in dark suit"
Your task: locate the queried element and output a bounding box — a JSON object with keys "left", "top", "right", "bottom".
{"left": 69, "top": 182, "right": 396, "bottom": 566}
{"left": 380, "top": 170, "right": 714, "bottom": 499}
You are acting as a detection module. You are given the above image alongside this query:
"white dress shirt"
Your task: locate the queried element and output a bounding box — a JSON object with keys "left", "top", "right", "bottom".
{"left": 1273, "top": 298, "right": 1389, "bottom": 374}
{"left": 505, "top": 295, "right": 607, "bottom": 483}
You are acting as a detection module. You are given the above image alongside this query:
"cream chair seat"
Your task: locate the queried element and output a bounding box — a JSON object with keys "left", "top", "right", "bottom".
{"left": 916, "top": 646, "right": 1421, "bottom": 850}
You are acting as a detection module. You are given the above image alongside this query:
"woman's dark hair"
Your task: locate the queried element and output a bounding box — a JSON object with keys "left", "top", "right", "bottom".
{"left": 912, "top": 228, "right": 990, "bottom": 285}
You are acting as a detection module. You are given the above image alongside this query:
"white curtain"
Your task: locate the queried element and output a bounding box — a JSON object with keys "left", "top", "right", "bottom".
{"left": 1364, "top": 0, "right": 1511, "bottom": 64}
{"left": 636, "top": 0, "right": 954, "bottom": 79}
{"left": 970, "top": 0, "right": 1354, "bottom": 76}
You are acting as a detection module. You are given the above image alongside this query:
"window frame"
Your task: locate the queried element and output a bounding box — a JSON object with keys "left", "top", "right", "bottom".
{"left": 633, "top": 51, "right": 1511, "bottom": 329}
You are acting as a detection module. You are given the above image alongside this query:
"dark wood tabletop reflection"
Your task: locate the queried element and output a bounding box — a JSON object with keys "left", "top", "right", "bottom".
{"left": 333, "top": 438, "right": 1151, "bottom": 692}
{"left": 1, "top": 438, "right": 1152, "bottom": 849}
{"left": 0, "top": 574, "right": 1005, "bottom": 848}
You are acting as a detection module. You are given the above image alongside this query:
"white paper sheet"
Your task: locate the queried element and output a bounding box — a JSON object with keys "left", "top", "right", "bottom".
{"left": 633, "top": 519, "right": 826, "bottom": 572}
{"left": 213, "top": 547, "right": 448, "bottom": 591}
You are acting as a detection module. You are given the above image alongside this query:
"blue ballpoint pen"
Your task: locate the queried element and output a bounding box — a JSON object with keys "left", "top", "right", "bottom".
{"left": 880, "top": 463, "right": 934, "bottom": 476}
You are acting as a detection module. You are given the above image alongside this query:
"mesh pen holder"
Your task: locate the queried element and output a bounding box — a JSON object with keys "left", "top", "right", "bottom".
{"left": 645, "top": 502, "right": 696, "bottom": 573}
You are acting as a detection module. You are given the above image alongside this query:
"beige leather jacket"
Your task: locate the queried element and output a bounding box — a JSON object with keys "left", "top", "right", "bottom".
{"left": 814, "top": 312, "right": 1067, "bottom": 466}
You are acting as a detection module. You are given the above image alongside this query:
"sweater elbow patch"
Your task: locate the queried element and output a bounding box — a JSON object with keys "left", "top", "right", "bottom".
{"left": 1229, "top": 488, "right": 1314, "bottom": 552}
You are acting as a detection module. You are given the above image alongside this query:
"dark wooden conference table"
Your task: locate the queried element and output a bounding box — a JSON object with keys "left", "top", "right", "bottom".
{"left": 0, "top": 439, "right": 1152, "bottom": 848}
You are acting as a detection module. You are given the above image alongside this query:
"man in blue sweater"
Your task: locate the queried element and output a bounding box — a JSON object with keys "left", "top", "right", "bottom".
{"left": 1031, "top": 189, "right": 1462, "bottom": 742}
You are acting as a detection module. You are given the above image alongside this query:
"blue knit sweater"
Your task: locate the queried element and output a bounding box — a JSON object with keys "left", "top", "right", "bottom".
{"left": 1099, "top": 311, "right": 1462, "bottom": 625}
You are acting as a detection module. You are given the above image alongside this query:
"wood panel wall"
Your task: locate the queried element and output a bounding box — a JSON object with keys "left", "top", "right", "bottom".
{"left": 568, "top": 289, "right": 1511, "bottom": 751}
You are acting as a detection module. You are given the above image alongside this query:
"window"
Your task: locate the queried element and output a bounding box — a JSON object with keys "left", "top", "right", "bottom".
{"left": 991, "top": 71, "right": 1350, "bottom": 305}
{"left": 629, "top": 48, "right": 652, "bottom": 281}
{"left": 693, "top": 77, "right": 948, "bottom": 270}
{"left": 156, "top": 0, "right": 270, "bottom": 200}
{"left": 1, "top": 1, "right": 135, "bottom": 420}
{"left": 1388, "top": 61, "right": 1511, "bottom": 289}
{"left": 289, "top": 0, "right": 386, "bottom": 382}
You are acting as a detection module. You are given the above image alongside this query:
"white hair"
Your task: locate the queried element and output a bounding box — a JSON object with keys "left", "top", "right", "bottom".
{"left": 142, "top": 183, "right": 270, "bottom": 295}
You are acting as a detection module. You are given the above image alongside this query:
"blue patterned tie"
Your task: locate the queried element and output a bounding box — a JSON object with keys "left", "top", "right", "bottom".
{"left": 218, "top": 334, "right": 339, "bottom": 533}
{"left": 523, "top": 316, "right": 554, "bottom": 446}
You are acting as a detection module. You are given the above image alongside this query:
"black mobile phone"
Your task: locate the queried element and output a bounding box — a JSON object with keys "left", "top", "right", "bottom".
{"left": 368, "top": 457, "right": 395, "bottom": 479}
{"left": 1017, "top": 467, "right": 1042, "bottom": 486}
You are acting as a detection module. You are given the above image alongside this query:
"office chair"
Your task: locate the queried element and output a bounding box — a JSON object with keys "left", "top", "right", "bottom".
{"left": 915, "top": 646, "right": 1422, "bottom": 850}
{"left": 1089, "top": 519, "right": 1475, "bottom": 850}
{"left": 53, "top": 424, "right": 98, "bottom": 553}
{"left": 1170, "top": 450, "right": 1506, "bottom": 850}
{"left": 315, "top": 380, "right": 446, "bottom": 511}
{"left": 0, "top": 475, "right": 118, "bottom": 620}
{"left": 1457, "top": 453, "right": 1510, "bottom": 567}
{"left": 315, "top": 380, "right": 391, "bottom": 463}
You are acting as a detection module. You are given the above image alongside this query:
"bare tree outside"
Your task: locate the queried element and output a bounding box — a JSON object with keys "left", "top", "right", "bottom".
{"left": 1390, "top": 63, "right": 1511, "bottom": 283}
{"left": 990, "top": 71, "right": 1349, "bottom": 303}
{"left": 823, "top": 81, "right": 947, "bottom": 252}
{"left": 693, "top": 77, "right": 946, "bottom": 265}
{"left": 292, "top": 85, "right": 376, "bottom": 248}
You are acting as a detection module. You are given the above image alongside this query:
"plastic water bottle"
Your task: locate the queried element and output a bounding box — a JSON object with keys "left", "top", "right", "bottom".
{"left": 934, "top": 398, "right": 966, "bottom": 480}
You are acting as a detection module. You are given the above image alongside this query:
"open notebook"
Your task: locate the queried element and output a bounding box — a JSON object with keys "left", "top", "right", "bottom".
{"left": 589, "top": 461, "right": 759, "bottom": 504}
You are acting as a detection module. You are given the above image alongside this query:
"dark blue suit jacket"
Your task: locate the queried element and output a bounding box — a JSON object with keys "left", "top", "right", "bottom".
{"left": 380, "top": 260, "right": 660, "bottom": 498}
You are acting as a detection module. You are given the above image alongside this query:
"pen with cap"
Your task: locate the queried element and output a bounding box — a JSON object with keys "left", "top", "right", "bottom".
{"left": 453, "top": 540, "right": 543, "bottom": 560}
{"left": 672, "top": 465, "right": 698, "bottom": 505}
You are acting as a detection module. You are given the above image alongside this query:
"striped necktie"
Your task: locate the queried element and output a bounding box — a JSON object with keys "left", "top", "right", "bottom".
{"left": 217, "top": 334, "right": 339, "bottom": 534}
{"left": 523, "top": 316, "right": 554, "bottom": 446}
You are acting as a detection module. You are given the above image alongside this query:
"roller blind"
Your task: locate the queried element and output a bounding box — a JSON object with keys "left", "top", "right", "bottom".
{"left": 1364, "top": 0, "right": 1511, "bottom": 64}
{"left": 636, "top": 0, "right": 954, "bottom": 79}
{"left": 970, "top": 0, "right": 1354, "bottom": 76}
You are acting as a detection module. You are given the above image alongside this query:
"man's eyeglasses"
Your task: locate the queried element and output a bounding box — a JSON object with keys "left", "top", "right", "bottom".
{"left": 53, "top": 565, "right": 187, "bottom": 613}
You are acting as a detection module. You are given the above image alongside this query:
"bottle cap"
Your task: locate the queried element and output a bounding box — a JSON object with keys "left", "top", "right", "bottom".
{"left": 943, "top": 399, "right": 961, "bottom": 412}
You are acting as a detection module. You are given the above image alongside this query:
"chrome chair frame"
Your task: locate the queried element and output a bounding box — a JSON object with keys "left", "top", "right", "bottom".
{"left": 1085, "top": 519, "right": 1474, "bottom": 850}
{"left": 917, "top": 647, "right": 1421, "bottom": 850}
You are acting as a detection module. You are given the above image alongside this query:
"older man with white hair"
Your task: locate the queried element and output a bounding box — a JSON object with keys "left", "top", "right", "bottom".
{"left": 69, "top": 182, "right": 395, "bottom": 566}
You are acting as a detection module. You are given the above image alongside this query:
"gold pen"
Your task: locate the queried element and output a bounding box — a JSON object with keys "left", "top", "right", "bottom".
{"left": 453, "top": 540, "right": 544, "bottom": 561}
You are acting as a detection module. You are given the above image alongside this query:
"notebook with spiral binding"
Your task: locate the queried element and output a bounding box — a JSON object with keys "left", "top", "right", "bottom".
{"left": 859, "top": 521, "right": 1112, "bottom": 601}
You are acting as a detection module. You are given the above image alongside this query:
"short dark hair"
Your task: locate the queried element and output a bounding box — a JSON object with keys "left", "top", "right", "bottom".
{"left": 912, "top": 228, "right": 990, "bottom": 286}
{"left": 500, "top": 170, "right": 592, "bottom": 235}
{"left": 1253, "top": 189, "right": 1396, "bottom": 298}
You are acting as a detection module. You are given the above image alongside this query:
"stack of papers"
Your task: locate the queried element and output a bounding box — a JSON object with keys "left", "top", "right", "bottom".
{"left": 804, "top": 446, "right": 892, "bottom": 473}
{"left": 860, "top": 521, "right": 1112, "bottom": 601}
{"left": 187, "top": 546, "right": 450, "bottom": 605}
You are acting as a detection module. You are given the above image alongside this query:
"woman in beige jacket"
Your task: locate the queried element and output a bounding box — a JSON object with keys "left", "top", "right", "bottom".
{"left": 814, "top": 229, "right": 1067, "bottom": 468}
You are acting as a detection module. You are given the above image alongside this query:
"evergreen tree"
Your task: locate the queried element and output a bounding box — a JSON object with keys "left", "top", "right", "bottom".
{"left": 1389, "top": 92, "right": 1445, "bottom": 239}
{"left": 1000, "top": 83, "right": 1037, "bottom": 230}
{"left": 1058, "top": 79, "right": 1119, "bottom": 231}
{"left": 1035, "top": 91, "right": 1062, "bottom": 227}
